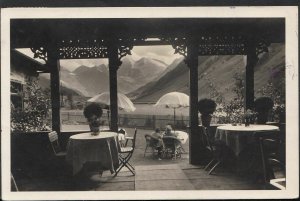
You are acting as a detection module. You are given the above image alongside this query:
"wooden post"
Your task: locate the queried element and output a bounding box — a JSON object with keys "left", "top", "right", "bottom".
{"left": 108, "top": 44, "right": 119, "bottom": 132}
{"left": 48, "top": 54, "right": 61, "bottom": 133}
{"left": 245, "top": 45, "right": 258, "bottom": 110}
{"left": 186, "top": 40, "right": 200, "bottom": 165}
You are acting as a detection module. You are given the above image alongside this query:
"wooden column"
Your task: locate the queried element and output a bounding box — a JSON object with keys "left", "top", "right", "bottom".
{"left": 245, "top": 46, "right": 258, "bottom": 110}
{"left": 186, "top": 41, "right": 200, "bottom": 165}
{"left": 48, "top": 54, "right": 61, "bottom": 132}
{"left": 108, "top": 44, "right": 119, "bottom": 132}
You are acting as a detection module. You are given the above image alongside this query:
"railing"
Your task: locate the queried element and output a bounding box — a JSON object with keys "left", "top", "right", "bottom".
{"left": 60, "top": 111, "right": 220, "bottom": 130}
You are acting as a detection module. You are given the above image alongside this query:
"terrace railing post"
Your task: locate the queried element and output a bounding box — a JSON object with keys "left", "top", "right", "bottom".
{"left": 186, "top": 40, "right": 200, "bottom": 165}
{"left": 152, "top": 115, "right": 156, "bottom": 130}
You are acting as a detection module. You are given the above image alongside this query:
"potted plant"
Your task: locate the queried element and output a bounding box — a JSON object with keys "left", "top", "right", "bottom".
{"left": 254, "top": 97, "right": 274, "bottom": 124}
{"left": 198, "top": 98, "right": 217, "bottom": 127}
{"left": 83, "top": 103, "right": 103, "bottom": 135}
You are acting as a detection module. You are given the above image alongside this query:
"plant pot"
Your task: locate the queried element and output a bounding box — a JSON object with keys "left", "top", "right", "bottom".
{"left": 201, "top": 114, "right": 212, "bottom": 128}
{"left": 88, "top": 118, "right": 101, "bottom": 133}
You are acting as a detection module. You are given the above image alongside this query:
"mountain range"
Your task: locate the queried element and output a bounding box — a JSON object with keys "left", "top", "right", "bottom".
{"left": 38, "top": 55, "right": 168, "bottom": 97}
{"left": 38, "top": 43, "right": 284, "bottom": 104}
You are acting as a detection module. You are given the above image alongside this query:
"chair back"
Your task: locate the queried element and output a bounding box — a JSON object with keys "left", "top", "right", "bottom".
{"left": 145, "top": 134, "right": 152, "bottom": 145}
{"left": 163, "top": 136, "right": 181, "bottom": 148}
{"left": 11, "top": 173, "right": 19, "bottom": 191}
{"left": 145, "top": 134, "right": 160, "bottom": 147}
{"left": 48, "top": 131, "right": 62, "bottom": 155}
{"left": 132, "top": 128, "right": 138, "bottom": 150}
{"left": 256, "top": 130, "right": 285, "bottom": 184}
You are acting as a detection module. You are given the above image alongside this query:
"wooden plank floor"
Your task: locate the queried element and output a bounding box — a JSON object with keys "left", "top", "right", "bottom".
{"left": 14, "top": 163, "right": 267, "bottom": 191}
{"left": 135, "top": 164, "right": 195, "bottom": 190}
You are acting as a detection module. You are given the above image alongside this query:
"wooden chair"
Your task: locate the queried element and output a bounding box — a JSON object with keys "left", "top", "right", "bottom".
{"left": 11, "top": 173, "right": 19, "bottom": 191}
{"left": 124, "top": 131, "right": 134, "bottom": 147}
{"left": 48, "top": 131, "right": 66, "bottom": 158}
{"left": 256, "top": 131, "right": 285, "bottom": 188}
{"left": 144, "top": 134, "right": 161, "bottom": 158}
{"left": 114, "top": 128, "right": 137, "bottom": 176}
{"left": 162, "top": 136, "right": 182, "bottom": 159}
{"left": 203, "top": 127, "right": 224, "bottom": 175}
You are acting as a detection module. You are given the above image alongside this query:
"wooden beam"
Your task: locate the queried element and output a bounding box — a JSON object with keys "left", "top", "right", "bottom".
{"left": 108, "top": 44, "right": 119, "bottom": 132}
{"left": 48, "top": 55, "right": 61, "bottom": 133}
{"left": 187, "top": 40, "right": 200, "bottom": 165}
{"left": 245, "top": 46, "right": 258, "bottom": 110}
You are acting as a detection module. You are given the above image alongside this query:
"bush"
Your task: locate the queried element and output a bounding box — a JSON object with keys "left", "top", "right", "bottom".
{"left": 11, "top": 77, "right": 51, "bottom": 132}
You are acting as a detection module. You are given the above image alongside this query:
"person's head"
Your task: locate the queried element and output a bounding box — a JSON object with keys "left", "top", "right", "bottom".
{"left": 155, "top": 128, "right": 160, "bottom": 133}
{"left": 83, "top": 103, "right": 103, "bottom": 128}
{"left": 165, "top": 124, "right": 172, "bottom": 133}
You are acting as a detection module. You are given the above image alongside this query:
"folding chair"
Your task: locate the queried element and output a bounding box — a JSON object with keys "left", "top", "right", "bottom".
{"left": 114, "top": 128, "right": 137, "bottom": 176}
{"left": 203, "top": 127, "right": 224, "bottom": 175}
{"left": 11, "top": 173, "right": 19, "bottom": 191}
{"left": 48, "top": 131, "right": 66, "bottom": 158}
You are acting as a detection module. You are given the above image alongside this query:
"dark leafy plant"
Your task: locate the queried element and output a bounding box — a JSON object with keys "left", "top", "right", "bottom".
{"left": 11, "top": 77, "right": 51, "bottom": 132}
{"left": 83, "top": 103, "right": 103, "bottom": 119}
{"left": 254, "top": 97, "right": 274, "bottom": 112}
{"left": 198, "top": 98, "right": 217, "bottom": 115}
{"left": 257, "top": 81, "right": 285, "bottom": 122}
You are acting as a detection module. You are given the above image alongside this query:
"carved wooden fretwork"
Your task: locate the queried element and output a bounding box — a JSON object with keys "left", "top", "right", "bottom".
{"left": 197, "top": 35, "right": 246, "bottom": 55}
{"left": 160, "top": 37, "right": 187, "bottom": 57}
{"left": 117, "top": 38, "right": 133, "bottom": 60}
{"left": 30, "top": 46, "right": 48, "bottom": 62}
{"left": 115, "top": 38, "right": 145, "bottom": 68}
{"left": 255, "top": 37, "right": 270, "bottom": 56}
{"left": 58, "top": 39, "right": 108, "bottom": 59}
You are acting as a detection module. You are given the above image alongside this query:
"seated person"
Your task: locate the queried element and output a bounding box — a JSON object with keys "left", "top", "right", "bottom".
{"left": 150, "top": 128, "right": 165, "bottom": 160}
{"left": 164, "top": 124, "right": 178, "bottom": 137}
{"left": 163, "top": 124, "right": 181, "bottom": 158}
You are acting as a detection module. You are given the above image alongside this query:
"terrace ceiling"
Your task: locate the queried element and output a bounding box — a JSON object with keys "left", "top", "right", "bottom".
{"left": 11, "top": 18, "right": 285, "bottom": 57}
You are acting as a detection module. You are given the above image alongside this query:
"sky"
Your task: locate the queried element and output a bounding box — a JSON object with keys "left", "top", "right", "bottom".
{"left": 17, "top": 45, "right": 183, "bottom": 72}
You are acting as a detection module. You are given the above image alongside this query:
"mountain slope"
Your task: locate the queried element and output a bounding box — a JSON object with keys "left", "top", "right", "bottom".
{"left": 130, "top": 43, "right": 285, "bottom": 103}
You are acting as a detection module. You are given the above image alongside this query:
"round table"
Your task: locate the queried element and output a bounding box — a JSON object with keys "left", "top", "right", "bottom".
{"left": 66, "top": 131, "right": 119, "bottom": 175}
{"left": 215, "top": 124, "right": 279, "bottom": 156}
{"left": 215, "top": 124, "right": 280, "bottom": 178}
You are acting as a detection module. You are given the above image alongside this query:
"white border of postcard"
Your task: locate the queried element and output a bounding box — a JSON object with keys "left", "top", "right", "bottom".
{"left": 1, "top": 6, "right": 299, "bottom": 200}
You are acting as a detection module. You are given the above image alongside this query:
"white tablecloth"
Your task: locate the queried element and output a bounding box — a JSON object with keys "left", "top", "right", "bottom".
{"left": 174, "top": 131, "right": 189, "bottom": 144}
{"left": 66, "top": 132, "right": 119, "bottom": 175}
{"left": 215, "top": 124, "right": 279, "bottom": 156}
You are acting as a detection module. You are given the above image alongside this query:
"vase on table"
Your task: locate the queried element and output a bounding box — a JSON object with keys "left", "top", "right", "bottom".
{"left": 201, "top": 114, "right": 213, "bottom": 128}
{"left": 88, "top": 117, "right": 101, "bottom": 136}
